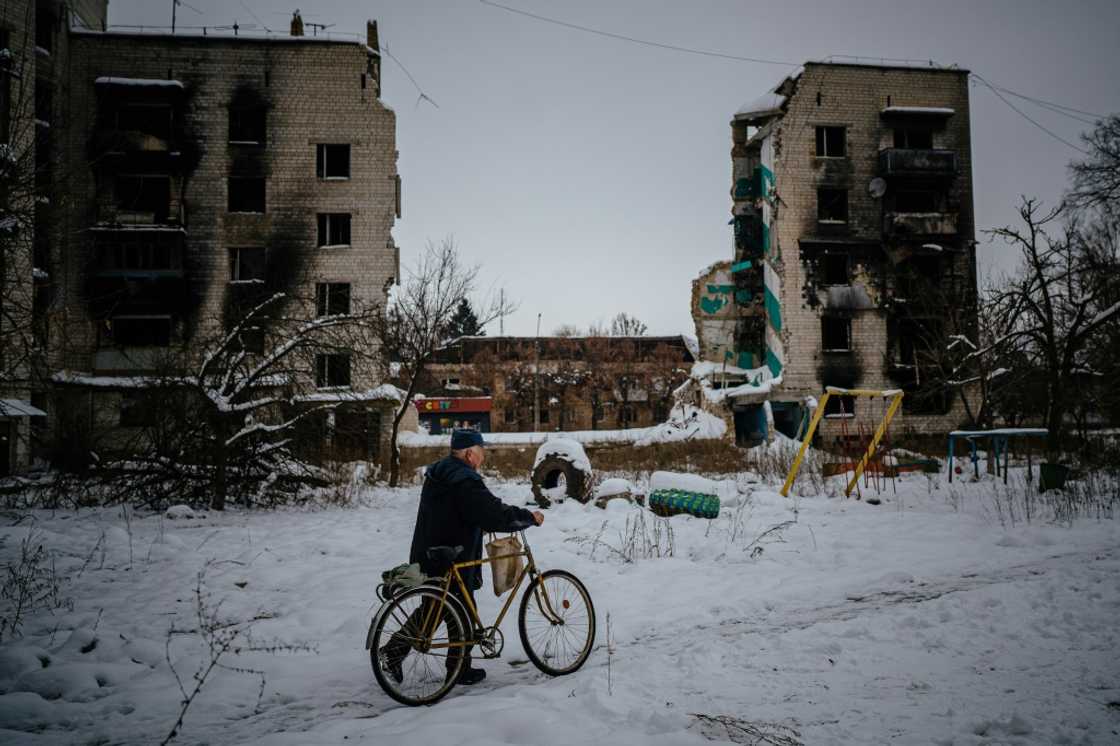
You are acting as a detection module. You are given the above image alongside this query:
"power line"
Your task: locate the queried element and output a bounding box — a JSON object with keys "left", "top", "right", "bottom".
{"left": 981, "top": 81, "right": 1105, "bottom": 125}
{"left": 237, "top": 0, "right": 272, "bottom": 33}
{"left": 478, "top": 0, "right": 797, "bottom": 67}
{"left": 971, "top": 73, "right": 1088, "bottom": 154}
{"left": 382, "top": 43, "right": 439, "bottom": 109}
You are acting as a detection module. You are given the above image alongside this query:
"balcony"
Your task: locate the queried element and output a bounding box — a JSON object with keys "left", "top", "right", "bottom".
{"left": 878, "top": 148, "right": 958, "bottom": 178}
{"left": 885, "top": 211, "right": 959, "bottom": 237}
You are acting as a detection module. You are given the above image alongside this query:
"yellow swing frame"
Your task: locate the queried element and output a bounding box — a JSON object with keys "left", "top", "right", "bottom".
{"left": 779, "top": 387, "right": 905, "bottom": 498}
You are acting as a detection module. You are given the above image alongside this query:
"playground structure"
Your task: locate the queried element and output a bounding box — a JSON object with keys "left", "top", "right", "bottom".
{"left": 780, "top": 387, "right": 905, "bottom": 503}
{"left": 946, "top": 428, "right": 1048, "bottom": 484}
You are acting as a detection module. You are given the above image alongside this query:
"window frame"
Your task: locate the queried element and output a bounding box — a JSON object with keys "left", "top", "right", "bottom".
{"left": 821, "top": 252, "right": 850, "bottom": 286}
{"left": 103, "top": 315, "right": 173, "bottom": 348}
{"left": 227, "top": 176, "right": 266, "bottom": 214}
{"left": 229, "top": 246, "right": 267, "bottom": 283}
{"left": 821, "top": 316, "right": 852, "bottom": 352}
{"left": 893, "top": 126, "right": 934, "bottom": 150}
{"left": 316, "top": 212, "right": 352, "bottom": 248}
{"left": 315, "top": 353, "right": 352, "bottom": 389}
{"left": 228, "top": 107, "right": 267, "bottom": 145}
{"left": 315, "top": 143, "right": 351, "bottom": 180}
{"left": 814, "top": 125, "right": 847, "bottom": 158}
{"left": 315, "top": 282, "right": 351, "bottom": 317}
{"left": 817, "top": 188, "right": 849, "bottom": 224}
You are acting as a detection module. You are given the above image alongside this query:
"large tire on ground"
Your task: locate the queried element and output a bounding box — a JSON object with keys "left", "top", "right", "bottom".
{"left": 648, "top": 489, "right": 720, "bottom": 519}
{"left": 531, "top": 456, "right": 593, "bottom": 508}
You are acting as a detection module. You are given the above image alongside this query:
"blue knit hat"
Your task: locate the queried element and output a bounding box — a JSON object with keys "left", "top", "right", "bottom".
{"left": 450, "top": 428, "right": 486, "bottom": 450}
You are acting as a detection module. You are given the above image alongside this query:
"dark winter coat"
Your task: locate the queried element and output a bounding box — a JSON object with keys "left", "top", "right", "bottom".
{"left": 409, "top": 455, "right": 537, "bottom": 589}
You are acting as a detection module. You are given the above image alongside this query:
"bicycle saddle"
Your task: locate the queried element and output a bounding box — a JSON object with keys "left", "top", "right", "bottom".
{"left": 426, "top": 545, "right": 464, "bottom": 564}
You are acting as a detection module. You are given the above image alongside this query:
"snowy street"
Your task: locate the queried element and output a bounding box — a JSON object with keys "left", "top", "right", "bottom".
{"left": 1, "top": 471, "right": 1118, "bottom": 745}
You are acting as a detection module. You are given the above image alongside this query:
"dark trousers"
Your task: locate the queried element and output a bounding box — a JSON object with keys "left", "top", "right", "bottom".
{"left": 384, "top": 583, "right": 476, "bottom": 672}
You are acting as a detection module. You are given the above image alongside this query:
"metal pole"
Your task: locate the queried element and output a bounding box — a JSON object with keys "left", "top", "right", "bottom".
{"left": 533, "top": 313, "right": 541, "bottom": 431}
{"left": 172, "top": 0, "right": 177, "bottom": 34}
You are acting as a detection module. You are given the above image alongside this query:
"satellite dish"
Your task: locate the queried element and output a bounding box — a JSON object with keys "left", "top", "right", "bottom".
{"left": 868, "top": 177, "right": 887, "bottom": 199}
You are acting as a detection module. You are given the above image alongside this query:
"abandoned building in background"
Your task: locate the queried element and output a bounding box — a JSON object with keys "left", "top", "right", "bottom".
{"left": 690, "top": 61, "right": 977, "bottom": 445}
{"left": 414, "top": 335, "right": 696, "bottom": 434}
{"left": 0, "top": 1, "right": 402, "bottom": 475}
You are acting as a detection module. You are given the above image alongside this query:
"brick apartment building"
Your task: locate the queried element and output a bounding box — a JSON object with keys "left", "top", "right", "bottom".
{"left": 418, "top": 335, "right": 695, "bottom": 434}
{"left": 692, "top": 61, "right": 977, "bottom": 443}
{"left": 0, "top": 1, "right": 401, "bottom": 474}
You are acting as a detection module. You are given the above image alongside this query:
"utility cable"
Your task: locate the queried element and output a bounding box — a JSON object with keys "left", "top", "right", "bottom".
{"left": 479, "top": 0, "right": 797, "bottom": 67}
{"left": 971, "top": 73, "right": 1088, "bottom": 154}
{"left": 382, "top": 43, "right": 439, "bottom": 109}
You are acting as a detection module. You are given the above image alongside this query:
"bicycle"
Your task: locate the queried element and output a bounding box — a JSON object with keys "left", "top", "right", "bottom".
{"left": 366, "top": 530, "right": 596, "bottom": 706}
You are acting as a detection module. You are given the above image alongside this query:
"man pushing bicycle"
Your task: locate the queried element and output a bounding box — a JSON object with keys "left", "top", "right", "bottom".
{"left": 381, "top": 428, "right": 544, "bottom": 686}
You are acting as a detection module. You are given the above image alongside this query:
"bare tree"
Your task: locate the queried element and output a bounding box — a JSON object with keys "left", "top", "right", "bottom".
{"left": 988, "top": 198, "right": 1120, "bottom": 455}
{"left": 379, "top": 238, "right": 513, "bottom": 486}
{"left": 1070, "top": 115, "right": 1120, "bottom": 212}
{"left": 104, "top": 290, "right": 383, "bottom": 510}
{"left": 552, "top": 324, "right": 581, "bottom": 338}
{"left": 609, "top": 312, "right": 648, "bottom": 337}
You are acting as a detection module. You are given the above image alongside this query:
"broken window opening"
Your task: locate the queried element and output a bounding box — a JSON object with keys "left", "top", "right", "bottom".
{"left": 316, "top": 213, "right": 352, "bottom": 247}
{"left": 35, "top": 7, "right": 54, "bottom": 52}
{"left": 821, "top": 252, "right": 850, "bottom": 286}
{"left": 233, "top": 325, "right": 265, "bottom": 354}
{"left": 228, "top": 177, "right": 266, "bottom": 213}
{"left": 893, "top": 127, "right": 933, "bottom": 149}
{"left": 539, "top": 408, "right": 551, "bottom": 425}
{"left": 821, "top": 316, "right": 851, "bottom": 352}
{"left": 97, "top": 237, "right": 180, "bottom": 272}
{"left": 116, "top": 104, "right": 172, "bottom": 142}
{"left": 618, "top": 405, "right": 635, "bottom": 427}
{"left": 102, "top": 316, "right": 172, "bottom": 348}
{"left": 817, "top": 188, "right": 849, "bottom": 224}
{"left": 119, "top": 391, "right": 160, "bottom": 427}
{"left": 115, "top": 175, "right": 172, "bottom": 223}
{"left": 0, "top": 31, "right": 10, "bottom": 144}
{"left": 815, "top": 126, "right": 846, "bottom": 158}
{"left": 824, "top": 394, "right": 856, "bottom": 418}
{"left": 316, "top": 143, "right": 350, "bottom": 179}
{"left": 315, "top": 282, "right": 351, "bottom": 317}
{"left": 316, "top": 353, "right": 352, "bottom": 388}
{"left": 229, "top": 107, "right": 267, "bottom": 144}
{"left": 895, "top": 189, "right": 939, "bottom": 213}
{"left": 228, "top": 247, "right": 267, "bottom": 283}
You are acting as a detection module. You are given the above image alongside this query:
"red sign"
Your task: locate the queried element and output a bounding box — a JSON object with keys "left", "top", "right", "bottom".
{"left": 415, "top": 397, "right": 492, "bottom": 414}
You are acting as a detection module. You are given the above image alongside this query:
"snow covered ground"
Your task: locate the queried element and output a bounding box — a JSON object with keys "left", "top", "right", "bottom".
{"left": 1, "top": 468, "right": 1118, "bottom": 745}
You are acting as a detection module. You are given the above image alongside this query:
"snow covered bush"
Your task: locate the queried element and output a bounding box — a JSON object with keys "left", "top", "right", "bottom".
{"left": 0, "top": 528, "right": 69, "bottom": 643}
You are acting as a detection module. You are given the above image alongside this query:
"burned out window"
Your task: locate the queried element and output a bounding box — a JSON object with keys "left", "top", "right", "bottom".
{"left": 316, "top": 353, "right": 351, "bottom": 388}
{"left": 35, "top": 82, "right": 52, "bottom": 125}
{"left": 504, "top": 408, "right": 518, "bottom": 425}
{"left": 229, "top": 107, "right": 266, "bottom": 144}
{"left": 821, "top": 252, "right": 849, "bottom": 285}
{"left": 35, "top": 7, "right": 54, "bottom": 52}
{"left": 817, "top": 188, "right": 848, "bottom": 223}
{"left": 824, "top": 394, "right": 856, "bottom": 418}
{"left": 315, "top": 283, "right": 351, "bottom": 317}
{"left": 895, "top": 190, "right": 938, "bottom": 212}
{"left": 97, "top": 237, "right": 179, "bottom": 272}
{"left": 894, "top": 127, "right": 933, "bottom": 149}
{"left": 105, "top": 316, "right": 172, "bottom": 347}
{"left": 619, "top": 405, "right": 635, "bottom": 427}
{"left": 228, "top": 177, "right": 265, "bottom": 213}
{"left": 316, "top": 213, "right": 351, "bottom": 247}
{"left": 117, "top": 104, "right": 172, "bottom": 141}
{"left": 229, "top": 247, "right": 267, "bottom": 282}
{"left": 815, "top": 126, "right": 846, "bottom": 157}
{"left": 539, "top": 408, "right": 550, "bottom": 424}
{"left": 115, "top": 176, "right": 171, "bottom": 223}
{"left": 233, "top": 325, "right": 265, "bottom": 354}
{"left": 821, "top": 316, "right": 851, "bottom": 352}
{"left": 316, "top": 144, "right": 350, "bottom": 179}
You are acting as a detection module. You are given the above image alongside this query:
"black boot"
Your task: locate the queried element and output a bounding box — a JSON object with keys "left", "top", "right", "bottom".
{"left": 455, "top": 667, "right": 487, "bottom": 685}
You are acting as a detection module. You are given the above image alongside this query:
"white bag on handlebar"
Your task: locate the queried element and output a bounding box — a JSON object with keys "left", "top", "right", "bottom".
{"left": 485, "top": 534, "right": 524, "bottom": 597}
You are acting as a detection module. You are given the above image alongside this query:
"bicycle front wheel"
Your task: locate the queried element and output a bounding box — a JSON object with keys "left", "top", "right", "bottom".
{"left": 370, "top": 587, "right": 468, "bottom": 706}
{"left": 518, "top": 569, "right": 596, "bottom": 675}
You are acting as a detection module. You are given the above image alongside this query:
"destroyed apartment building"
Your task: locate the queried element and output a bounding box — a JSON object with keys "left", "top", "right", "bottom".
{"left": 689, "top": 61, "right": 978, "bottom": 445}
{"left": 0, "top": 1, "right": 403, "bottom": 475}
{"left": 415, "top": 335, "right": 696, "bottom": 434}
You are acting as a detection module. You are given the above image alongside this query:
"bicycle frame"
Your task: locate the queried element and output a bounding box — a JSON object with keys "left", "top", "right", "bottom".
{"left": 417, "top": 530, "right": 565, "bottom": 652}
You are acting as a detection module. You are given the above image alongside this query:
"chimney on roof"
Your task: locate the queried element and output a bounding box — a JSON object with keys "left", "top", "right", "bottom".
{"left": 366, "top": 20, "right": 379, "bottom": 52}
{"left": 290, "top": 9, "right": 304, "bottom": 37}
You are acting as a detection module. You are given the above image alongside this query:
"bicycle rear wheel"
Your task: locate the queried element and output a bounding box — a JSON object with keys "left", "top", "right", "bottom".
{"left": 518, "top": 569, "right": 595, "bottom": 675}
{"left": 370, "top": 587, "right": 468, "bottom": 706}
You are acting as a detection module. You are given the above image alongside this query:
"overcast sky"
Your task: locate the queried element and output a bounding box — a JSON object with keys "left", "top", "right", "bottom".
{"left": 112, "top": 0, "right": 1120, "bottom": 337}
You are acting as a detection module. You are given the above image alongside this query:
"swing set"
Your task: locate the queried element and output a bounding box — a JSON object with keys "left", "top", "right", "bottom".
{"left": 780, "top": 387, "right": 905, "bottom": 503}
